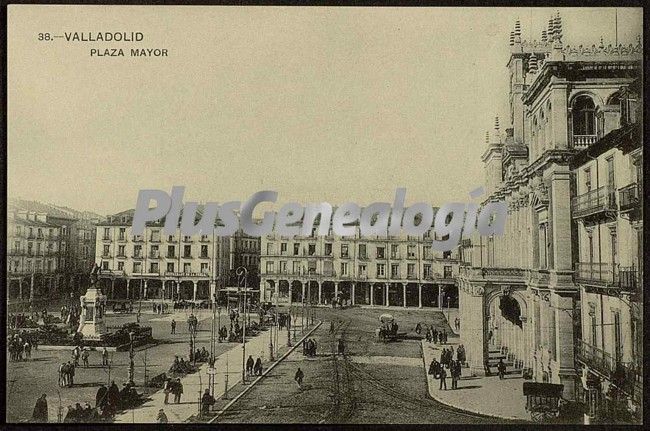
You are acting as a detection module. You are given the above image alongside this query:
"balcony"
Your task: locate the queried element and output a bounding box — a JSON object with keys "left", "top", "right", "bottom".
{"left": 199, "top": 254, "right": 210, "bottom": 259}
{"left": 572, "top": 134, "right": 598, "bottom": 149}
{"left": 166, "top": 254, "right": 176, "bottom": 259}
{"left": 618, "top": 266, "right": 640, "bottom": 293}
{"left": 132, "top": 254, "right": 144, "bottom": 259}
{"left": 102, "top": 236, "right": 112, "bottom": 242}
{"left": 575, "top": 339, "right": 641, "bottom": 397}
{"left": 618, "top": 183, "right": 640, "bottom": 214}
{"left": 117, "top": 236, "right": 127, "bottom": 242}
{"left": 149, "top": 237, "right": 161, "bottom": 243}
{"left": 571, "top": 186, "right": 617, "bottom": 219}
{"left": 149, "top": 253, "right": 161, "bottom": 259}
{"left": 575, "top": 262, "right": 617, "bottom": 286}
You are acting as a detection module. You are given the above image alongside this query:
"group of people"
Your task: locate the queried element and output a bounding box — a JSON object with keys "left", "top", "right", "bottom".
{"left": 58, "top": 361, "right": 76, "bottom": 387}
{"left": 429, "top": 356, "right": 463, "bottom": 390}
{"left": 8, "top": 334, "right": 33, "bottom": 361}
{"left": 163, "top": 377, "right": 184, "bottom": 404}
{"left": 424, "top": 327, "right": 448, "bottom": 344}
{"left": 302, "top": 338, "right": 317, "bottom": 357}
{"left": 63, "top": 402, "right": 102, "bottom": 423}
{"left": 192, "top": 346, "right": 211, "bottom": 363}
{"left": 152, "top": 303, "right": 169, "bottom": 314}
{"left": 484, "top": 358, "right": 509, "bottom": 379}
{"left": 169, "top": 355, "right": 194, "bottom": 375}
{"left": 95, "top": 381, "right": 141, "bottom": 417}
{"left": 245, "top": 355, "right": 264, "bottom": 377}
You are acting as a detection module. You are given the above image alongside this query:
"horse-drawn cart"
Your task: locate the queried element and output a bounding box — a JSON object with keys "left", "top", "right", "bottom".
{"left": 523, "top": 382, "right": 563, "bottom": 422}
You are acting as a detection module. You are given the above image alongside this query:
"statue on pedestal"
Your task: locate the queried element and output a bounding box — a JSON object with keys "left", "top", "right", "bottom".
{"left": 77, "top": 263, "right": 108, "bottom": 341}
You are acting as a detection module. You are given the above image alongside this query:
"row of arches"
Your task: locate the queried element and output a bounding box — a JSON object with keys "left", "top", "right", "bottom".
{"left": 264, "top": 279, "right": 458, "bottom": 308}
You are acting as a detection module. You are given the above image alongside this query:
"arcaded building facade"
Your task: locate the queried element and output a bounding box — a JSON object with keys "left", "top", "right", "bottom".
{"left": 260, "top": 221, "right": 461, "bottom": 308}
{"left": 456, "top": 13, "right": 642, "bottom": 404}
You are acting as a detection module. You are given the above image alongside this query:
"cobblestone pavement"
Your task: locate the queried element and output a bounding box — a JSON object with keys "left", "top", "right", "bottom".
{"left": 215, "top": 307, "right": 524, "bottom": 424}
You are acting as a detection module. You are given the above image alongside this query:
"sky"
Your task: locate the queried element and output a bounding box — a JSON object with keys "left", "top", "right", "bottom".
{"left": 7, "top": 6, "right": 642, "bottom": 216}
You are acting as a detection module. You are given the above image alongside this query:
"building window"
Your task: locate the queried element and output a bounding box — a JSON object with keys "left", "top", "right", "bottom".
{"left": 293, "top": 261, "right": 300, "bottom": 274}
{"left": 183, "top": 263, "right": 191, "bottom": 273}
{"left": 390, "top": 244, "right": 399, "bottom": 259}
{"left": 103, "top": 245, "right": 110, "bottom": 256}
{"left": 266, "top": 261, "right": 275, "bottom": 274}
{"left": 376, "top": 246, "right": 385, "bottom": 259}
{"left": 201, "top": 245, "right": 208, "bottom": 258}
{"left": 103, "top": 227, "right": 110, "bottom": 240}
{"left": 358, "top": 264, "right": 367, "bottom": 276}
{"left": 119, "top": 228, "right": 126, "bottom": 240}
{"left": 444, "top": 265, "right": 452, "bottom": 278}
{"left": 407, "top": 245, "right": 416, "bottom": 258}
{"left": 293, "top": 243, "right": 300, "bottom": 256}
{"left": 376, "top": 263, "right": 385, "bottom": 277}
{"left": 391, "top": 264, "right": 399, "bottom": 278}
{"left": 150, "top": 245, "right": 159, "bottom": 257}
{"left": 324, "top": 243, "right": 332, "bottom": 256}
{"left": 340, "top": 262, "right": 348, "bottom": 276}
{"left": 102, "top": 261, "right": 109, "bottom": 270}
{"left": 167, "top": 245, "right": 175, "bottom": 258}
{"left": 308, "top": 244, "right": 316, "bottom": 256}
{"left": 118, "top": 245, "right": 125, "bottom": 256}
{"left": 267, "top": 243, "right": 275, "bottom": 255}
{"left": 424, "top": 264, "right": 431, "bottom": 278}
{"left": 151, "top": 230, "right": 160, "bottom": 242}
{"left": 584, "top": 168, "right": 592, "bottom": 192}
{"left": 150, "top": 262, "right": 159, "bottom": 273}
{"left": 407, "top": 263, "right": 416, "bottom": 277}
{"left": 341, "top": 244, "right": 349, "bottom": 258}
{"left": 280, "top": 242, "right": 287, "bottom": 255}
{"left": 201, "top": 263, "right": 209, "bottom": 273}
{"left": 572, "top": 95, "right": 596, "bottom": 136}
{"left": 358, "top": 244, "right": 367, "bottom": 259}
{"left": 183, "top": 245, "right": 191, "bottom": 258}
{"left": 606, "top": 156, "right": 615, "bottom": 201}
{"left": 167, "top": 262, "right": 174, "bottom": 273}
{"left": 117, "top": 261, "right": 124, "bottom": 271}
{"left": 612, "top": 311, "right": 622, "bottom": 362}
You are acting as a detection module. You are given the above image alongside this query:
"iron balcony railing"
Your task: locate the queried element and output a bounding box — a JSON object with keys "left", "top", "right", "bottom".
{"left": 618, "top": 182, "right": 640, "bottom": 213}
{"left": 572, "top": 134, "right": 598, "bottom": 149}
{"left": 574, "top": 263, "right": 640, "bottom": 293}
{"left": 571, "top": 185, "right": 617, "bottom": 219}
{"left": 576, "top": 339, "right": 641, "bottom": 397}
{"left": 575, "top": 262, "right": 617, "bottom": 285}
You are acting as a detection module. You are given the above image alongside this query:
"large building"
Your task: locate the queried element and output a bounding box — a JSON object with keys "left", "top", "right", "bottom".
{"left": 6, "top": 199, "right": 103, "bottom": 303}
{"left": 260, "top": 218, "right": 461, "bottom": 308}
{"left": 455, "top": 13, "right": 642, "bottom": 410}
{"left": 571, "top": 78, "right": 642, "bottom": 421}
{"left": 94, "top": 209, "right": 261, "bottom": 303}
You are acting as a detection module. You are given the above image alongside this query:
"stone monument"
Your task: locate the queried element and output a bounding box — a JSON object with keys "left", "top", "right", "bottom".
{"left": 77, "top": 263, "right": 108, "bottom": 340}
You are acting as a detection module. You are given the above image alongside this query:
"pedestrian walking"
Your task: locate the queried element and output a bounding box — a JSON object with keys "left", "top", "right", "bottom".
{"left": 173, "top": 379, "right": 183, "bottom": 403}
{"left": 163, "top": 378, "right": 172, "bottom": 404}
{"left": 24, "top": 341, "right": 31, "bottom": 359}
{"left": 201, "top": 389, "right": 215, "bottom": 416}
{"left": 497, "top": 359, "right": 506, "bottom": 380}
{"left": 58, "top": 362, "right": 66, "bottom": 387}
{"left": 438, "top": 367, "right": 447, "bottom": 390}
{"left": 171, "top": 319, "right": 176, "bottom": 334}
{"left": 32, "top": 394, "right": 48, "bottom": 423}
{"left": 157, "top": 409, "right": 168, "bottom": 423}
{"left": 294, "top": 367, "right": 304, "bottom": 388}
{"left": 246, "top": 355, "right": 254, "bottom": 377}
{"left": 82, "top": 350, "right": 90, "bottom": 368}
{"left": 68, "top": 361, "right": 76, "bottom": 387}
{"left": 254, "top": 357, "right": 263, "bottom": 376}
{"left": 102, "top": 347, "right": 109, "bottom": 366}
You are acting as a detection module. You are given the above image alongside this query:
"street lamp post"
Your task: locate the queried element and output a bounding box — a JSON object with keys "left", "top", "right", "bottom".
{"left": 236, "top": 266, "right": 248, "bottom": 384}
{"left": 127, "top": 331, "right": 135, "bottom": 385}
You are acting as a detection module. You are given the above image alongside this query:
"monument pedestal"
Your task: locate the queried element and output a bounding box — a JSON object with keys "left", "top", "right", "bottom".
{"left": 77, "top": 287, "right": 107, "bottom": 341}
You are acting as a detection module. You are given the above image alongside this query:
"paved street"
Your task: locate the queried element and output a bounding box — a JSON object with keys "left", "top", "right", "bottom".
{"left": 215, "top": 307, "right": 523, "bottom": 424}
